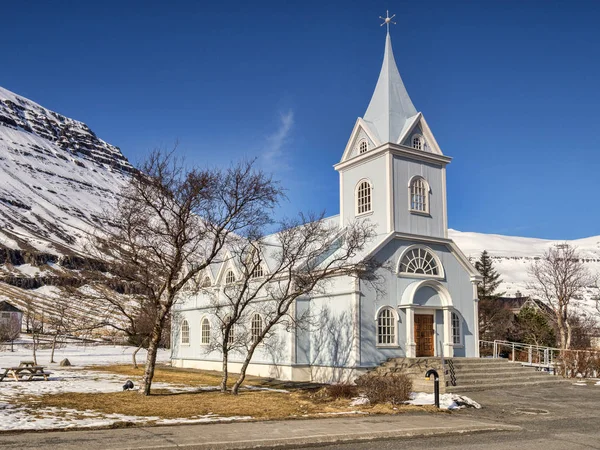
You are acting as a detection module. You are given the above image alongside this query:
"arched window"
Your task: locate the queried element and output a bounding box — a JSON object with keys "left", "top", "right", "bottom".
{"left": 251, "top": 314, "right": 263, "bottom": 343}
{"left": 359, "top": 139, "right": 368, "bottom": 154}
{"left": 201, "top": 276, "right": 211, "bottom": 288}
{"left": 224, "top": 315, "right": 234, "bottom": 344}
{"left": 251, "top": 265, "right": 264, "bottom": 279}
{"left": 225, "top": 270, "right": 235, "bottom": 284}
{"left": 356, "top": 180, "right": 372, "bottom": 215}
{"left": 412, "top": 135, "right": 423, "bottom": 150}
{"left": 377, "top": 307, "right": 396, "bottom": 345}
{"left": 181, "top": 320, "right": 190, "bottom": 345}
{"left": 399, "top": 247, "right": 441, "bottom": 276}
{"left": 451, "top": 312, "right": 461, "bottom": 345}
{"left": 409, "top": 177, "right": 429, "bottom": 213}
{"left": 201, "top": 318, "right": 210, "bottom": 344}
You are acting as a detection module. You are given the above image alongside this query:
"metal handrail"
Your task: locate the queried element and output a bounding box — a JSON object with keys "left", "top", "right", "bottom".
{"left": 480, "top": 339, "right": 600, "bottom": 370}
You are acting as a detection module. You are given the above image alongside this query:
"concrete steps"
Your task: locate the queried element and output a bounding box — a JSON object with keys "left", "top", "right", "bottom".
{"left": 445, "top": 357, "right": 566, "bottom": 393}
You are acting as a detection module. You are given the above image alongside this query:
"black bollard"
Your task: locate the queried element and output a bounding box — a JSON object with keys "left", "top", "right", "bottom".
{"left": 425, "top": 369, "right": 440, "bottom": 408}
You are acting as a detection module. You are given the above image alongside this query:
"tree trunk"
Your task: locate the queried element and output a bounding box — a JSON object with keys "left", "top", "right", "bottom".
{"left": 139, "top": 306, "right": 168, "bottom": 396}
{"left": 132, "top": 338, "right": 147, "bottom": 369}
{"left": 50, "top": 333, "right": 59, "bottom": 363}
{"left": 220, "top": 344, "right": 229, "bottom": 393}
{"left": 557, "top": 312, "right": 567, "bottom": 350}
{"left": 566, "top": 320, "right": 572, "bottom": 350}
{"left": 231, "top": 342, "right": 258, "bottom": 395}
{"left": 31, "top": 329, "right": 38, "bottom": 365}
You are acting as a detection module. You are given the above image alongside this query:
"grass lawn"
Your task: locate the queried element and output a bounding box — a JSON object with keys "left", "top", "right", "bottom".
{"left": 16, "top": 364, "right": 440, "bottom": 422}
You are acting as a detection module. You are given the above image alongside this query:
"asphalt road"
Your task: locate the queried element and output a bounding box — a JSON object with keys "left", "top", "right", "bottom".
{"left": 310, "top": 381, "right": 600, "bottom": 450}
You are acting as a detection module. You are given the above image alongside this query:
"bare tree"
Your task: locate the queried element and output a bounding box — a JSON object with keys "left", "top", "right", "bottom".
{"left": 84, "top": 151, "right": 282, "bottom": 395}
{"left": 204, "top": 213, "right": 378, "bottom": 395}
{"left": 528, "top": 244, "right": 597, "bottom": 350}
{"left": 22, "top": 297, "right": 43, "bottom": 365}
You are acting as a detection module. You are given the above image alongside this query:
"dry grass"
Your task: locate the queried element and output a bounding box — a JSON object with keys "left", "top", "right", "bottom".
{"left": 10, "top": 365, "right": 442, "bottom": 423}
{"left": 87, "top": 364, "right": 267, "bottom": 387}
{"left": 26, "top": 389, "right": 436, "bottom": 421}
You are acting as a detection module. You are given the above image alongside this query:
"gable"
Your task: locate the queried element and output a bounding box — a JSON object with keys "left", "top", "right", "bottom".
{"left": 340, "top": 118, "right": 381, "bottom": 163}
{"left": 397, "top": 114, "right": 444, "bottom": 156}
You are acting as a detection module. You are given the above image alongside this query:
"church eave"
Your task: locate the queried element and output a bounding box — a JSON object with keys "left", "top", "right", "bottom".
{"left": 334, "top": 143, "right": 451, "bottom": 172}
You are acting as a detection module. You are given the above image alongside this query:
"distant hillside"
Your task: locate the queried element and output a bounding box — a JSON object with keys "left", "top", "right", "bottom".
{"left": 449, "top": 229, "right": 600, "bottom": 314}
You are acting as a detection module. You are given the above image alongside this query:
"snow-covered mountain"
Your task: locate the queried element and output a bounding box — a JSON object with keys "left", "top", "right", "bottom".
{"left": 0, "top": 86, "right": 133, "bottom": 317}
{"left": 449, "top": 229, "right": 600, "bottom": 313}
{"left": 0, "top": 86, "right": 132, "bottom": 256}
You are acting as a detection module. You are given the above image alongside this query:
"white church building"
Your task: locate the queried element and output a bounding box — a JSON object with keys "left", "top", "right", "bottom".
{"left": 171, "top": 29, "right": 482, "bottom": 382}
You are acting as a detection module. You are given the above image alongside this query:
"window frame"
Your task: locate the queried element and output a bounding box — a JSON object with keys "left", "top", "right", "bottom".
{"left": 397, "top": 245, "right": 445, "bottom": 279}
{"left": 408, "top": 176, "right": 430, "bottom": 216}
{"left": 375, "top": 306, "right": 399, "bottom": 347}
{"left": 251, "top": 313, "right": 263, "bottom": 344}
{"left": 200, "top": 317, "right": 211, "bottom": 345}
{"left": 180, "top": 319, "right": 190, "bottom": 346}
{"left": 224, "top": 315, "right": 234, "bottom": 344}
{"left": 355, "top": 179, "right": 373, "bottom": 216}
{"left": 225, "top": 270, "right": 236, "bottom": 284}
{"left": 412, "top": 134, "right": 424, "bottom": 150}
{"left": 358, "top": 139, "right": 369, "bottom": 155}
{"left": 250, "top": 264, "right": 264, "bottom": 279}
{"left": 451, "top": 311, "right": 463, "bottom": 347}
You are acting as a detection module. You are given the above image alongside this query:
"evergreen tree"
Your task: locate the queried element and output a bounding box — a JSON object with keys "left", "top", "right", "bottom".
{"left": 475, "top": 250, "right": 504, "bottom": 299}
{"left": 515, "top": 306, "right": 556, "bottom": 347}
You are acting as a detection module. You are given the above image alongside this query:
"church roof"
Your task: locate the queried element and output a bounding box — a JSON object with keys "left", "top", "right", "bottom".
{"left": 363, "top": 32, "right": 418, "bottom": 145}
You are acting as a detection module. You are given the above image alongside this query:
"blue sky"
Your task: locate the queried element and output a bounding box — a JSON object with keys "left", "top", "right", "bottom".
{"left": 3, "top": 1, "right": 600, "bottom": 239}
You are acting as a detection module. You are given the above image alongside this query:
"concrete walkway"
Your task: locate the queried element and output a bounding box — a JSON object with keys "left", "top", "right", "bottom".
{"left": 0, "top": 415, "right": 519, "bottom": 449}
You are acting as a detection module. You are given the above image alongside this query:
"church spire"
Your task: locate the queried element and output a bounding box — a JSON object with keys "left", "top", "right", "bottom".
{"left": 363, "top": 27, "right": 418, "bottom": 145}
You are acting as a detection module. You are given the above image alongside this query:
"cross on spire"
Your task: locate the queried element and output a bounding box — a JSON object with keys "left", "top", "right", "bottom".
{"left": 379, "top": 10, "right": 396, "bottom": 33}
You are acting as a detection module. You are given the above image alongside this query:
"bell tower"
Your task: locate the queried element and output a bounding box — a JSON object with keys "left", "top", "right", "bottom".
{"left": 334, "top": 20, "right": 451, "bottom": 240}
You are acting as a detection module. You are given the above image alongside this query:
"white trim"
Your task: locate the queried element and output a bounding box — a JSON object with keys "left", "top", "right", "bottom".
{"left": 386, "top": 152, "right": 393, "bottom": 233}
{"left": 374, "top": 305, "right": 399, "bottom": 347}
{"left": 396, "top": 113, "right": 422, "bottom": 146}
{"left": 441, "top": 167, "right": 448, "bottom": 238}
{"left": 419, "top": 115, "right": 444, "bottom": 156}
{"left": 397, "top": 244, "right": 445, "bottom": 279}
{"left": 407, "top": 175, "right": 430, "bottom": 215}
{"left": 334, "top": 143, "right": 451, "bottom": 173}
{"left": 400, "top": 279, "right": 453, "bottom": 307}
{"left": 450, "top": 310, "right": 463, "bottom": 347}
{"left": 200, "top": 315, "right": 211, "bottom": 346}
{"left": 351, "top": 277, "right": 360, "bottom": 366}
{"left": 355, "top": 178, "right": 373, "bottom": 216}
{"left": 339, "top": 170, "right": 344, "bottom": 228}
{"left": 180, "top": 319, "right": 190, "bottom": 346}
{"left": 472, "top": 282, "right": 480, "bottom": 357}
{"left": 339, "top": 118, "right": 382, "bottom": 163}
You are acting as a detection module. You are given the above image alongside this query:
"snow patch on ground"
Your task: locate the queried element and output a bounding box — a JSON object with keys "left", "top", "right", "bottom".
{"left": 406, "top": 392, "right": 482, "bottom": 410}
{"left": 0, "top": 344, "right": 250, "bottom": 430}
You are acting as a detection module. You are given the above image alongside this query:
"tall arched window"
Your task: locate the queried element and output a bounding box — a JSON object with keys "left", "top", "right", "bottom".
{"left": 251, "top": 265, "right": 264, "bottom": 279}
{"left": 356, "top": 180, "right": 372, "bottom": 215}
{"left": 412, "top": 135, "right": 423, "bottom": 150}
{"left": 224, "top": 315, "right": 234, "bottom": 344}
{"left": 409, "top": 177, "right": 429, "bottom": 213}
{"left": 181, "top": 320, "right": 190, "bottom": 345}
{"left": 451, "top": 312, "right": 461, "bottom": 345}
{"left": 251, "top": 314, "right": 263, "bottom": 344}
{"left": 399, "top": 246, "right": 441, "bottom": 277}
{"left": 201, "top": 318, "right": 211, "bottom": 344}
{"left": 225, "top": 270, "right": 235, "bottom": 284}
{"left": 377, "top": 307, "right": 396, "bottom": 345}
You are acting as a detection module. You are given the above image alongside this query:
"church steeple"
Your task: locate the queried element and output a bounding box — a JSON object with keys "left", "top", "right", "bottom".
{"left": 363, "top": 32, "right": 418, "bottom": 145}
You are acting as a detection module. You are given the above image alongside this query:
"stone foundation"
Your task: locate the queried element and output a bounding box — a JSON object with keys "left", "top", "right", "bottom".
{"left": 365, "top": 357, "right": 447, "bottom": 394}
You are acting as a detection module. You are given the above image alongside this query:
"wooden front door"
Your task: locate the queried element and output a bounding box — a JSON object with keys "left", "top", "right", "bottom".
{"left": 414, "top": 314, "right": 434, "bottom": 357}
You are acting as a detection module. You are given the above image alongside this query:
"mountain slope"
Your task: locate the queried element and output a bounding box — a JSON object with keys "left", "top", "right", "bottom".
{"left": 0, "top": 86, "right": 132, "bottom": 256}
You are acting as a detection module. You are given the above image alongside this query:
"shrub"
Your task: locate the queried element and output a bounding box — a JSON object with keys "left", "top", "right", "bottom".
{"left": 325, "top": 383, "right": 358, "bottom": 400}
{"left": 556, "top": 350, "right": 600, "bottom": 378}
{"left": 355, "top": 374, "right": 412, "bottom": 405}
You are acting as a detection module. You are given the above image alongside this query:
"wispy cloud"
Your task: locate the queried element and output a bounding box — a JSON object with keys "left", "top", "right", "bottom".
{"left": 262, "top": 110, "right": 294, "bottom": 173}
